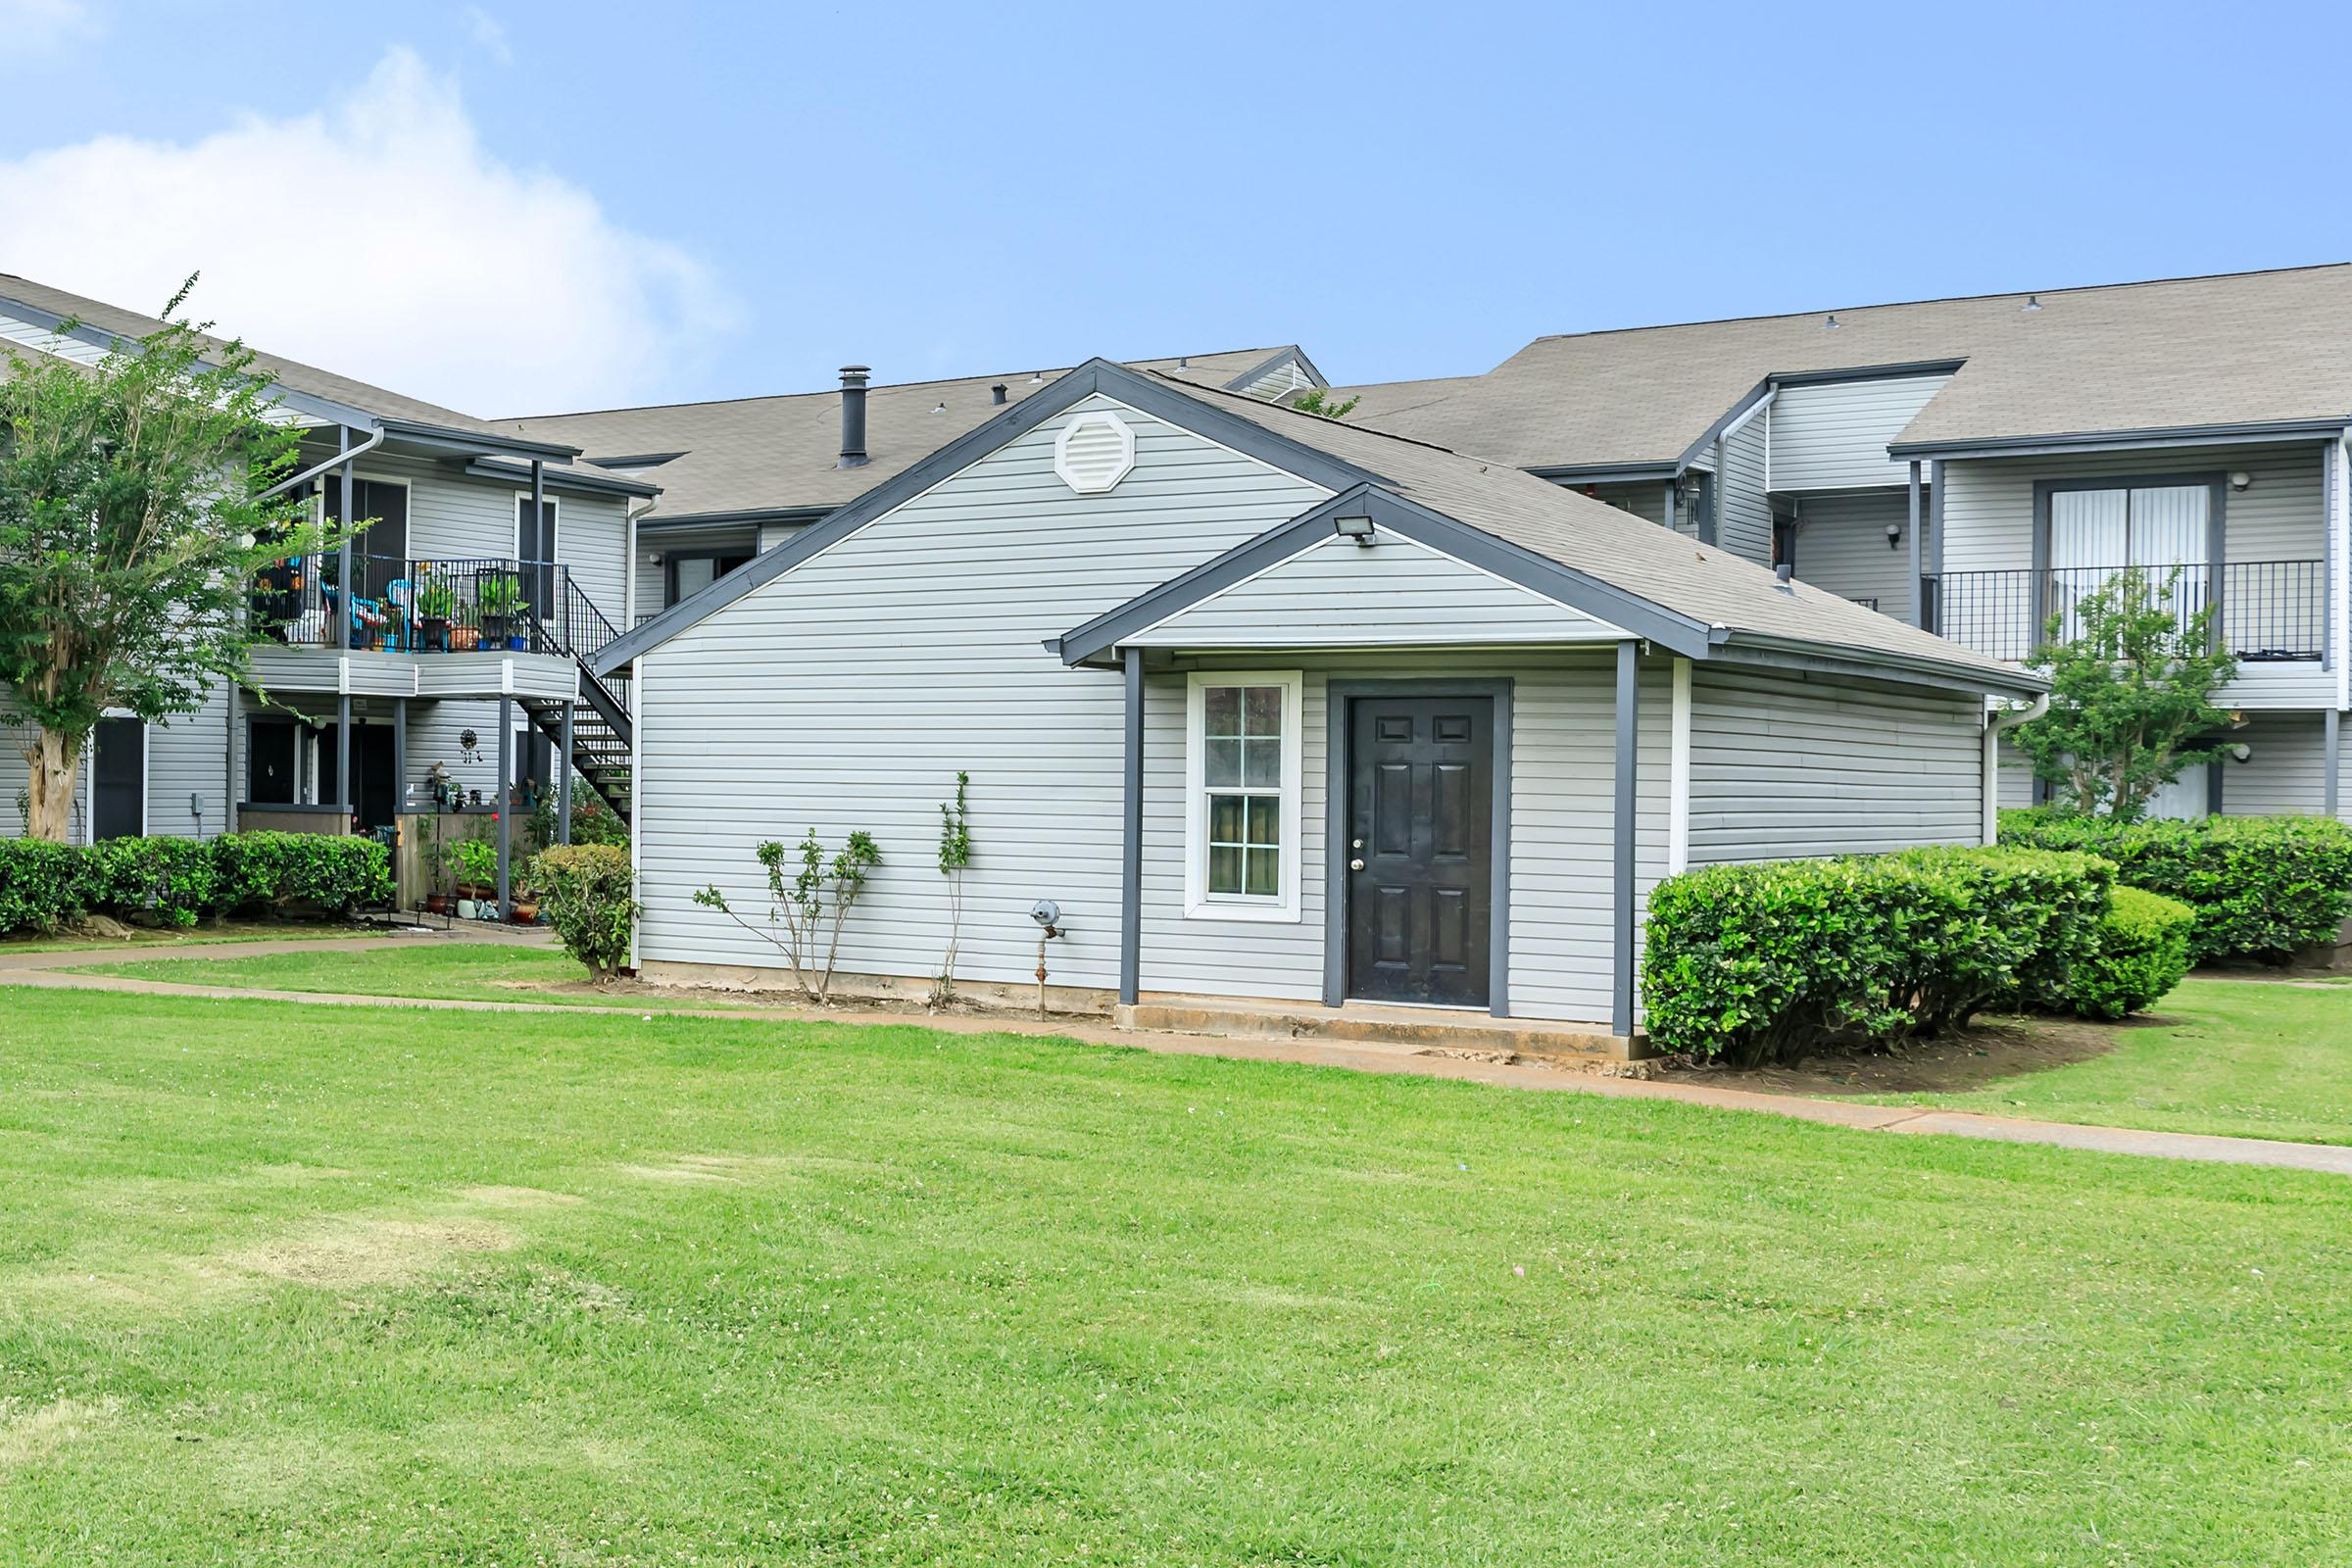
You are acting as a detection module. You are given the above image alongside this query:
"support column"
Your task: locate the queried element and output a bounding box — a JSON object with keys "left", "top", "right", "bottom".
{"left": 392, "top": 697, "right": 408, "bottom": 815}
{"left": 2328, "top": 709, "right": 2342, "bottom": 820}
{"left": 335, "top": 429, "right": 355, "bottom": 819}
{"left": 1906, "top": 460, "right": 1924, "bottom": 629}
{"left": 1119, "top": 647, "right": 1144, "bottom": 1007}
{"left": 1667, "top": 657, "right": 1691, "bottom": 874}
{"left": 496, "top": 696, "right": 514, "bottom": 919}
{"left": 557, "top": 700, "right": 575, "bottom": 845}
{"left": 1612, "top": 639, "right": 1640, "bottom": 1041}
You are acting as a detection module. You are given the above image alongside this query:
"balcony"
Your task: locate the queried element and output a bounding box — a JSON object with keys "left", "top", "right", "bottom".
{"left": 252, "top": 553, "right": 626, "bottom": 668}
{"left": 1926, "top": 561, "right": 2326, "bottom": 664}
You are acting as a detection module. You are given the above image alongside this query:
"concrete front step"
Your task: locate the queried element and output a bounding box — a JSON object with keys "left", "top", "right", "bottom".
{"left": 1116, "top": 995, "right": 1647, "bottom": 1062}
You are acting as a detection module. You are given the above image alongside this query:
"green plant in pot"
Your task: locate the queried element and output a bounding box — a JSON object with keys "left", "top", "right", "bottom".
{"left": 448, "top": 835, "right": 501, "bottom": 917}
{"left": 415, "top": 578, "right": 456, "bottom": 652}
{"left": 475, "top": 573, "right": 528, "bottom": 650}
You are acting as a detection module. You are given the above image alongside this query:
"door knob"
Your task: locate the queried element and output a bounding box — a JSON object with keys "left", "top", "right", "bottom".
{"left": 1349, "top": 858, "right": 1365, "bottom": 871}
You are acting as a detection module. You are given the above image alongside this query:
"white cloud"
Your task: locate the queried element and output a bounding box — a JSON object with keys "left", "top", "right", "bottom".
{"left": 461, "top": 6, "right": 513, "bottom": 65}
{"left": 0, "top": 0, "right": 98, "bottom": 55}
{"left": 0, "top": 48, "right": 733, "bottom": 414}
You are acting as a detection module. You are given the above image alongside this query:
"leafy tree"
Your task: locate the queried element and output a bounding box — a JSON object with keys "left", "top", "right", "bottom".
{"left": 1293, "top": 387, "right": 1361, "bottom": 420}
{"left": 0, "top": 278, "right": 334, "bottom": 839}
{"left": 2010, "top": 566, "right": 2238, "bottom": 819}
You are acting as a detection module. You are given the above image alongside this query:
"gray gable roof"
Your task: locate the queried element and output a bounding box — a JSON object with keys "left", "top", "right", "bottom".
{"left": 498, "top": 346, "right": 1314, "bottom": 525}
{"left": 0, "top": 273, "right": 567, "bottom": 453}
{"left": 595, "top": 358, "right": 2043, "bottom": 699}
{"left": 1334, "top": 264, "right": 2352, "bottom": 470}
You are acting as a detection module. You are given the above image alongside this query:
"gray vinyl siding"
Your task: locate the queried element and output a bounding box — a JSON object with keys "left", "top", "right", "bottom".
{"left": 1937, "top": 441, "right": 2328, "bottom": 708}
{"left": 556, "top": 491, "right": 631, "bottom": 628}
{"left": 1996, "top": 737, "right": 2036, "bottom": 810}
{"left": 352, "top": 456, "right": 632, "bottom": 625}
{"left": 1582, "top": 480, "right": 1674, "bottom": 532}
{"left": 1137, "top": 650, "right": 1668, "bottom": 1026}
{"left": 635, "top": 394, "right": 1336, "bottom": 998}
{"left": 1715, "top": 415, "right": 1771, "bottom": 564}
{"left": 1788, "top": 487, "right": 1917, "bottom": 621}
{"left": 1130, "top": 533, "right": 1625, "bottom": 648}
{"left": 1687, "top": 666, "right": 1985, "bottom": 862}
{"left": 2221, "top": 712, "right": 2328, "bottom": 816}
{"left": 1235, "top": 357, "right": 1310, "bottom": 400}
{"left": 144, "top": 682, "right": 234, "bottom": 838}
{"left": 404, "top": 698, "right": 512, "bottom": 804}
{"left": 1767, "top": 374, "right": 1950, "bottom": 491}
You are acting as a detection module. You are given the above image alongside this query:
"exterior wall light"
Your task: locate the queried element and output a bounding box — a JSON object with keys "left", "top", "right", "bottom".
{"left": 1885, "top": 521, "right": 1903, "bottom": 550}
{"left": 2229, "top": 471, "right": 2253, "bottom": 491}
{"left": 1333, "top": 514, "right": 1377, "bottom": 547}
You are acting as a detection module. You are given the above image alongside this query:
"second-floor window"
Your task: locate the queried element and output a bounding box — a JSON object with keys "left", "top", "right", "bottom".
{"left": 2048, "top": 483, "right": 2209, "bottom": 572}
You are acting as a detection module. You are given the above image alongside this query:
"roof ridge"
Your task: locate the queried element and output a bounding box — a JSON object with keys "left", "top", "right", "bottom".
{"left": 1522, "top": 260, "right": 2352, "bottom": 346}
{"left": 502, "top": 346, "right": 1301, "bottom": 423}
{"left": 1139, "top": 368, "right": 1489, "bottom": 467}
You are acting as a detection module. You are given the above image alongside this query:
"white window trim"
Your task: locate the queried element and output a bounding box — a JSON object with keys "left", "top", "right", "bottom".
{"left": 515, "top": 490, "right": 562, "bottom": 565}
{"left": 1184, "top": 669, "right": 1303, "bottom": 923}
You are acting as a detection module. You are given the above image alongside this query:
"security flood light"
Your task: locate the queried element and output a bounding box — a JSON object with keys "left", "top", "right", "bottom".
{"left": 1333, "top": 514, "right": 1376, "bottom": 547}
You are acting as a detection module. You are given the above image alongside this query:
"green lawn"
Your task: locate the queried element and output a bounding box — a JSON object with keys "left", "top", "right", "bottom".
{"left": 1872, "top": 978, "right": 2352, "bottom": 1147}
{"left": 0, "top": 989, "right": 2346, "bottom": 1564}
{"left": 66, "top": 942, "right": 754, "bottom": 1009}
{"left": 0, "top": 919, "right": 384, "bottom": 956}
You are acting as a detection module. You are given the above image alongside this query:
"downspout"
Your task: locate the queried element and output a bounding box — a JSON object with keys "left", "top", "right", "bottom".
{"left": 261, "top": 422, "right": 385, "bottom": 500}
{"left": 1982, "top": 693, "right": 2051, "bottom": 845}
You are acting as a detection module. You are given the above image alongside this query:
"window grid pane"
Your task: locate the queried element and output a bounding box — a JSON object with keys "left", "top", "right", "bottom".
{"left": 1200, "top": 683, "right": 1287, "bottom": 903}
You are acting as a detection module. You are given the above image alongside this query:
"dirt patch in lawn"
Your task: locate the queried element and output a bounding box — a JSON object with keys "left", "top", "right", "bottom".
{"left": 0, "top": 1396, "right": 122, "bottom": 1470}
{"left": 230, "top": 1217, "right": 517, "bottom": 1289}
{"left": 1654, "top": 1012, "right": 2152, "bottom": 1097}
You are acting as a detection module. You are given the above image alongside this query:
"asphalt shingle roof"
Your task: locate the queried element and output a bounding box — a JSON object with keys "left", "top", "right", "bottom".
{"left": 499, "top": 348, "right": 1306, "bottom": 522}
{"left": 1335, "top": 264, "right": 2352, "bottom": 469}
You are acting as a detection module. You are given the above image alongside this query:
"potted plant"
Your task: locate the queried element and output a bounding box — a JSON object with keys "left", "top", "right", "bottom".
{"left": 449, "top": 835, "right": 500, "bottom": 919}
{"left": 476, "top": 573, "right": 527, "bottom": 650}
{"left": 415, "top": 579, "right": 456, "bottom": 652}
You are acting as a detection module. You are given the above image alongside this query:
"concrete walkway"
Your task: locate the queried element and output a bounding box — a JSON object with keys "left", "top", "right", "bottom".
{"left": 6, "top": 931, "right": 2349, "bottom": 1178}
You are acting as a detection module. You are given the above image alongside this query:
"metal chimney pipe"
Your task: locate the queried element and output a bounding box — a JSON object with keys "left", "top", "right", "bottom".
{"left": 837, "top": 366, "right": 870, "bottom": 468}
{"left": 991, "top": 383, "right": 1007, "bottom": 406}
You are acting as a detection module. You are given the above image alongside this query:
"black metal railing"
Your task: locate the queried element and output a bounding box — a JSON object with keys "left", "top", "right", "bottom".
{"left": 255, "top": 554, "right": 570, "bottom": 656}
{"left": 1926, "top": 561, "right": 2325, "bottom": 663}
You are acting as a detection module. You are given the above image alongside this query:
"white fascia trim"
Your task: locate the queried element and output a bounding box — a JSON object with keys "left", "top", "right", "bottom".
{"left": 1182, "top": 669, "right": 1304, "bottom": 923}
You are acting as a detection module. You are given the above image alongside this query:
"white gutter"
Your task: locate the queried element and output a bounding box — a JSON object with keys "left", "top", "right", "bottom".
{"left": 1983, "top": 693, "right": 2051, "bottom": 844}
{"left": 261, "top": 421, "right": 385, "bottom": 499}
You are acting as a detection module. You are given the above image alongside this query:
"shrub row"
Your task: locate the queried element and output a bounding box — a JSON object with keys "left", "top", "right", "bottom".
{"left": 2019, "top": 885, "right": 2197, "bottom": 1023}
{"left": 1998, "top": 809, "right": 2352, "bottom": 963}
{"left": 1642, "top": 846, "right": 2114, "bottom": 1067}
{"left": 0, "top": 831, "right": 391, "bottom": 934}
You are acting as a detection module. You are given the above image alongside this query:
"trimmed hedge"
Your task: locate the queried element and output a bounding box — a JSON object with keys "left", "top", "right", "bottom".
{"left": 1642, "top": 846, "right": 2112, "bottom": 1066}
{"left": 1999, "top": 809, "right": 2352, "bottom": 963}
{"left": 2032, "top": 886, "right": 2196, "bottom": 1022}
{"left": 0, "top": 830, "right": 390, "bottom": 935}
{"left": 530, "top": 843, "right": 637, "bottom": 981}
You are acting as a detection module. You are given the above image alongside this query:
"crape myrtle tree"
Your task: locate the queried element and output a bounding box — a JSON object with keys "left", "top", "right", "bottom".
{"left": 2010, "top": 565, "right": 2238, "bottom": 819}
{"left": 0, "top": 279, "right": 335, "bottom": 840}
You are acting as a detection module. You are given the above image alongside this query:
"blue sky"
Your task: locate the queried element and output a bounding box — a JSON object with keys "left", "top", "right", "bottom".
{"left": 1, "top": 0, "right": 2344, "bottom": 414}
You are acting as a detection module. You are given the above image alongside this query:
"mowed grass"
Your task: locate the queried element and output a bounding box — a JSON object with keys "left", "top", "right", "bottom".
{"left": 0, "top": 991, "right": 2346, "bottom": 1565}
{"left": 67, "top": 942, "right": 754, "bottom": 1009}
{"left": 0, "top": 918, "right": 383, "bottom": 957}
{"left": 1873, "top": 979, "right": 2352, "bottom": 1147}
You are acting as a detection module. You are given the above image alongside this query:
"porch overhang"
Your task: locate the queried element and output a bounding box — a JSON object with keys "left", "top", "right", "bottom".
{"left": 244, "top": 646, "right": 579, "bottom": 702}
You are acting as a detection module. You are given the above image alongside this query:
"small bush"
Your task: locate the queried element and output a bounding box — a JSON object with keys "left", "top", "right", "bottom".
{"left": 2042, "top": 886, "right": 2196, "bottom": 1021}
{"left": 1642, "top": 846, "right": 2111, "bottom": 1066}
{"left": 0, "top": 830, "right": 390, "bottom": 934}
{"left": 0, "top": 838, "right": 109, "bottom": 933}
{"left": 2000, "top": 809, "right": 2352, "bottom": 963}
{"left": 531, "top": 844, "right": 637, "bottom": 981}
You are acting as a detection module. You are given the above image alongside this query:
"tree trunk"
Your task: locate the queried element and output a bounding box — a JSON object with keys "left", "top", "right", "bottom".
{"left": 21, "top": 727, "right": 80, "bottom": 842}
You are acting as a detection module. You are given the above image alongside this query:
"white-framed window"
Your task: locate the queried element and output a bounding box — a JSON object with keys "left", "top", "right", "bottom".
{"left": 1184, "top": 670, "right": 1303, "bottom": 922}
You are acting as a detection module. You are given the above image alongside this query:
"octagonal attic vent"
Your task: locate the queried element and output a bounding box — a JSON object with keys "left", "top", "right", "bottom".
{"left": 1054, "top": 412, "right": 1136, "bottom": 494}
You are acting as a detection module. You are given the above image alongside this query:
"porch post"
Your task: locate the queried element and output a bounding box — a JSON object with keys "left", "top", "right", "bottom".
{"left": 496, "top": 696, "right": 513, "bottom": 919}
{"left": 1119, "top": 646, "right": 1143, "bottom": 1007}
{"left": 557, "top": 700, "right": 575, "bottom": 845}
{"left": 1906, "top": 460, "right": 1924, "bottom": 628}
{"left": 335, "top": 429, "right": 354, "bottom": 817}
{"left": 392, "top": 697, "right": 407, "bottom": 817}
{"left": 2328, "top": 709, "right": 2342, "bottom": 820}
{"left": 1612, "top": 638, "right": 1640, "bottom": 1041}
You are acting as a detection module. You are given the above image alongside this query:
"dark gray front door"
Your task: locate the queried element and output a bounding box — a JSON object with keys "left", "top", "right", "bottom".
{"left": 1346, "top": 696, "right": 1493, "bottom": 1007}
{"left": 92, "top": 717, "right": 144, "bottom": 841}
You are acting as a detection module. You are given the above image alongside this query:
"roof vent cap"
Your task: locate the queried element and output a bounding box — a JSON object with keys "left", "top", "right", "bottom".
{"left": 1053, "top": 411, "right": 1136, "bottom": 495}
{"left": 2023, "top": 294, "right": 2043, "bottom": 312}
{"left": 991, "top": 383, "right": 1007, "bottom": 406}
{"left": 1823, "top": 314, "right": 1840, "bottom": 329}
